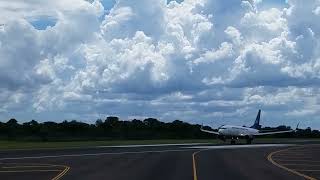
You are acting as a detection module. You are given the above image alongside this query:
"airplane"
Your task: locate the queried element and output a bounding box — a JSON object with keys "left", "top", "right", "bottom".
{"left": 200, "top": 109, "right": 297, "bottom": 144}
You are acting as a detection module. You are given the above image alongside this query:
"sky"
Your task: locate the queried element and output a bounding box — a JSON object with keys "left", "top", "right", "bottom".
{"left": 0, "top": 0, "right": 320, "bottom": 129}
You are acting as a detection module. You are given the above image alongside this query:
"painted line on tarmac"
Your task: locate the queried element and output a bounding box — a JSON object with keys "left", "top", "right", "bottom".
{"left": 192, "top": 151, "right": 199, "bottom": 180}
{"left": 282, "top": 164, "right": 320, "bottom": 166}
{"left": 0, "top": 144, "right": 294, "bottom": 161}
{"left": 190, "top": 145, "right": 292, "bottom": 180}
{"left": 51, "top": 165, "right": 70, "bottom": 180}
{"left": 0, "top": 143, "right": 213, "bottom": 152}
{"left": 272, "top": 155, "right": 315, "bottom": 159}
{"left": 276, "top": 160, "right": 320, "bottom": 163}
{"left": 192, "top": 149, "right": 209, "bottom": 180}
{"left": 293, "top": 169, "right": 320, "bottom": 172}
{"left": 2, "top": 165, "right": 62, "bottom": 169}
{"left": 185, "top": 144, "right": 293, "bottom": 149}
{"left": 267, "top": 146, "right": 318, "bottom": 180}
{"left": 0, "top": 162, "right": 70, "bottom": 180}
{"left": 192, "top": 150, "right": 201, "bottom": 180}
{"left": 0, "top": 144, "right": 293, "bottom": 161}
{"left": 0, "top": 169, "right": 61, "bottom": 173}
{"left": 0, "top": 149, "right": 198, "bottom": 161}
{"left": 96, "top": 143, "right": 212, "bottom": 148}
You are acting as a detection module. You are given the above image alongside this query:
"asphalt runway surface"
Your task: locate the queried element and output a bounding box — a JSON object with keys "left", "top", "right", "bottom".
{"left": 0, "top": 141, "right": 319, "bottom": 180}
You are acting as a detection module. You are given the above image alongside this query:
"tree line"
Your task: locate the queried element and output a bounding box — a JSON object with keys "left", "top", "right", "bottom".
{"left": 0, "top": 117, "right": 319, "bottom": 141}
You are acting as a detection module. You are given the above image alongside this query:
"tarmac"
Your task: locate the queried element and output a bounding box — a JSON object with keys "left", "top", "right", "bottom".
{"left": 0, "top": 141, "right": 319, "bottom": 180}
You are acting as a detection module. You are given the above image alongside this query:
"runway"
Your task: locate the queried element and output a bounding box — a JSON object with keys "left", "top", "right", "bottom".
{"left": 0, "top": 142, "right": 319, "bottom": 180}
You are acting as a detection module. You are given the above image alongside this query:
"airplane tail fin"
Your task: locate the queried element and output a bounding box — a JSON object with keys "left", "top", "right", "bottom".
{"left": 250, "top": 109, "right": 261, "bottom": 130}
{"left": 295, "top": 122, "right": 300, "bottom": 131}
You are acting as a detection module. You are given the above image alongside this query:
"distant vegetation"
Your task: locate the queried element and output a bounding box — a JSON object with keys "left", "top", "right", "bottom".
{"left": 0, "top": 117, "right": 319, "bottom": 141}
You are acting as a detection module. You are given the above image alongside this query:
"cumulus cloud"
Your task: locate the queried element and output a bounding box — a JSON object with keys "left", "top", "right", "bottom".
{"left": 1, "top": 0, "right": 320, "bottom": 128}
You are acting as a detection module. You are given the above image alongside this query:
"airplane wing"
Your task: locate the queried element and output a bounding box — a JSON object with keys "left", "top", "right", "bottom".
{"left": 200, "top": 128, "right": 220, "bottom": 135}
{"left": 254, "top": 129, "right": 294, "bottom": 136}
{"left": 255, "top": 123, "right": 299, "bottom": 136}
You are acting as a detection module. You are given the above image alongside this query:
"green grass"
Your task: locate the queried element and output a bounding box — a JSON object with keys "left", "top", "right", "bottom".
{"left": 0, "top": 139, "right": 218, "bottom": 150}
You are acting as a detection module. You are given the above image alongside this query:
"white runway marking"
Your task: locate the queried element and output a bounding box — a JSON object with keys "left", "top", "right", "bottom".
{"left": 0, "top": 149, "right": 196, "bottom": 161}
{"left": 3, "top": 143, "right": 212, "bottom": 151}
{"left": 184, "top": 144, "right": 294, "bottom": 149}
{"left": 0, "top": 144, "right": 294, "bottom": 161}
{"left": 96, "top": 143, "right": 211, "bottom": 148}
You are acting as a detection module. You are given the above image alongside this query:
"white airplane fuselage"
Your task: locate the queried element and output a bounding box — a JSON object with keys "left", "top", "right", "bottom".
{"left": 200, "top": 110, "right": 295, "bottom": 144}
{"left": 218, "top": 125, "right": 259, "bottom": 137}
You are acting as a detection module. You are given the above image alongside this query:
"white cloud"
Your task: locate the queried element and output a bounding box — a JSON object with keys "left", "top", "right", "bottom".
{"left": 1, "top": 0, "right": 320, "bottom": 129}
{"left": 194, "top": 42, "right": 233, "bottom": 64}
{"left": 241, "top": 8, "right": 287, "bottom": 34}
{"left": 225, "top": 26, "right": 242, "bottom": 45}
{"left": 101, "top": 0, "right": 166, "bottom": 40}
{"left": 0, "top": 0, "right": 104, "bottom": 24}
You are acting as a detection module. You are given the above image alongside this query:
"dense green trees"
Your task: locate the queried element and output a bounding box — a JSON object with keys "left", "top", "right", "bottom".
{"left": 0, "top": 117, "right": 318, "bottom": 141}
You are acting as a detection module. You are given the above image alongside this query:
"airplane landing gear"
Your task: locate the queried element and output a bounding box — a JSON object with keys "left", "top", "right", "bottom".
{"left": 245, "top": 135, "right": 253, "bottom": 144}
{"left": 218, "top": 135, "right": 226, "bottom": 142}
{"left": 231, "top": 139, "right": 236, "bottom": 145}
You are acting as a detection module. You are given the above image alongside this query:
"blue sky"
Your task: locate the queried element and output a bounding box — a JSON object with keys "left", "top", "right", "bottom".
{"left": 30, "top": 17, "right": 57, "bottom": 30}
{"left": 1, "top": 0, "right": 320, "bottom": 129}
{"left": 30, "top": 0, "right": 189, "bottom": 30}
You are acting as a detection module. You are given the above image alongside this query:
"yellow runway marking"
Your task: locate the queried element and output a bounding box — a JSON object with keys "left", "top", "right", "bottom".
{"left": 0, "top": 162, "right": 70, "bottom": 180}
{"left": 272, "top": 156, "right": 314, "bottom": 158}
{"left": 276, "top": 160, "right": 320, "bottom": 163}
{"left": 267, "top": 146, "right": 318, "bottom": 180}
{"left": 2, "top": 165, "right": 60, "bottom": 168}
{"left": 272, "top": 158, "right": 315, "bottom": 161}
{"left": 192, "top": 149, "right": 208, "bottom": 180}
{"left": 52, "top": 165, "right": 70, "bottom": 180}
{"left": 293, "top": 170, "right": 320, "bottom": 172}
{"left": 282, "top": 164, "right": 320, "bottom": 166}
{"left": 277, "top": 153, "right": 313, "bottom": 155}
{"left": 0, "top": 170, "right": 61, "bottom": 173}
{"left": 275, "top": 153, "right": 314, "bottom": 156}
{"left": 192, "top": 151, "right": 200, "bottom": 180}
